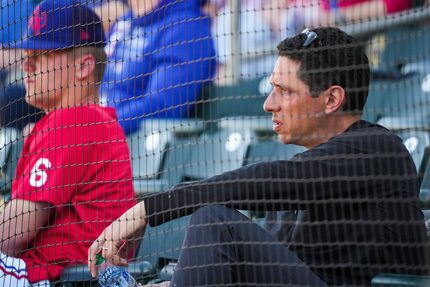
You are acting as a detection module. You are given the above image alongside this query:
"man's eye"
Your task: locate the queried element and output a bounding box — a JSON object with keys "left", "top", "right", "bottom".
{"left": 281, "top": 89, "right": 291, "bottom": 96}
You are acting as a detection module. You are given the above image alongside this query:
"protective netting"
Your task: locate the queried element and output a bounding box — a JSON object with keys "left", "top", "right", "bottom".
{"left": 0, "top": 0, "right": 429, "bottom": 286}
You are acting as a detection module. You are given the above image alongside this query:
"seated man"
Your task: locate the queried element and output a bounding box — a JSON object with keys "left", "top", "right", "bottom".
{"left": 100, "top": 0, "right": 216, "bottom": 135}
{"left": 0, "top": 0, "right": 136, "bottom": 285}
{"left": 89, "top": 27, "right": 427, "bottom": 286}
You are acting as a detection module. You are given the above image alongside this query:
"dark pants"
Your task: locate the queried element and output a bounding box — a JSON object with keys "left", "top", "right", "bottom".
{"left": 171, "top": 205, "right": 327, "bottom": 287}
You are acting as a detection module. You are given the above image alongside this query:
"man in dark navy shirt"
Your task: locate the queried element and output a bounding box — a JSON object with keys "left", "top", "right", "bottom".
{"left": 89, "top": 27, "right": 427, "bottom": 286}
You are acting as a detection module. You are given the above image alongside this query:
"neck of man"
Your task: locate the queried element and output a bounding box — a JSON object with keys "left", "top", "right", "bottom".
{"left": 46, "top": 83, "right": 99, "bottom": 113}
{"left": 304, "top": 114, "right": 362, "bottom": 150}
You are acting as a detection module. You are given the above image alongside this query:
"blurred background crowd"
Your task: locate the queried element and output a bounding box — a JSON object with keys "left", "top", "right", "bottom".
{"left": 0, "top": 0, "right": 428, "bottom": 136}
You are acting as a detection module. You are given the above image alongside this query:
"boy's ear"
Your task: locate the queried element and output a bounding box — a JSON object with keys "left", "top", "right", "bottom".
{"left": 324, "top": 85, "right": 346, "bottom": 114}
{"left": 74, "top": 54, "right": 95, "bottom": 81}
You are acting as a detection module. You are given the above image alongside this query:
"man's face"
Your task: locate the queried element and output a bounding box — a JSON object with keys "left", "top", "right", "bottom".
{"left": 264, "top": 56, "right": 327, "bottom": 148}
{"left": 21, "top": 49, "right": 73, "bottom": 111}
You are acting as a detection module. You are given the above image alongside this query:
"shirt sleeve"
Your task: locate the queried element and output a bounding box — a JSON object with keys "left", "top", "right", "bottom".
{"left": 144, "top": 132, "right": 418, "bottom": 227}
{"left": 12, "top": 124, "right": 88, "bottom": 206}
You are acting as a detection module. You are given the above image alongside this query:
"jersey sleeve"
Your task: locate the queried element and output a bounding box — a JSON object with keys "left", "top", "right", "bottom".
{"left": 12, "top": 123, "right": 89, "bottom": 206}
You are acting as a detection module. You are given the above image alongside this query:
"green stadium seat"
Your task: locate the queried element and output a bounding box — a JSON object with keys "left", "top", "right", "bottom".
{"left": 199, "top": 76, "right": 271, "bottom": 121}
{"left": 419, "top": 153, "right": 430, "bottom": 209}
{"left": 136, "top": 216, "right": 190, "bottom": 270}
{"left": 365, "top": 64, "right": 430, "bottom": 124}
{"left": 371, "top": 273, "right": 430, "bottom": 286}
{"left": 0, "top": 127, "right": 18, "bottom": 169}
{"left": 182, "top": 127, "right": 255, "bottom": 180}
{"left": 395, "top": 130, "right": 430, "bottom": 170}
{"left": 379, "top": 26, "right": 430, "bottom": 72}
{"left": 0, "top": 128, "right": 23, "bottom": 202}
{"left": 129, "top": 119, "right": 204, "bottom": 195}
{"left": 245, "top": 140, "right": 305, "bottom": 165}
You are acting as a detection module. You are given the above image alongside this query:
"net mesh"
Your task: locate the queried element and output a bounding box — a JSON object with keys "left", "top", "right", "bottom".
{"left": 0, "top": 0, "right": 429, "bottom": 286}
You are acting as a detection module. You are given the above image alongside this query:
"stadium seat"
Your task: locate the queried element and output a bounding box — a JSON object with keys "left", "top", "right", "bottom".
{"left": 0, "top": 127, "right": 22, "bottom": 202}
{"left": 136, "top": 216, "right": 190, "bottom": 270}
{"left": 245, "top": 140, "right": 305, "bottom": 165}
{"left": 199, "top": 76, "right": 271, "bottom": 121}
{"left": 365, "top": 62, "right": 430, "bottom": 124}
{"left": 419, "top": 153, "right": 430, "bottom": 209}
{"left": 379, "top": 26, "right": 430, "bottom": 72}
{"left": 0, "top": 127, "right": 19, "bottom": 170}
{"left": 129, "top": 119, "right": 204, "bottom": 195}
{"left": 182, "top": 127, "right": 255, "bottom": 180}
{"left": 371, "top": 273, "right": 430, "bottom": 286}
{"left": 139, "top": 127, "right": 257, "bottom": 274}
{"left": 394, "top": 129, "right": 430, "bottom": 170}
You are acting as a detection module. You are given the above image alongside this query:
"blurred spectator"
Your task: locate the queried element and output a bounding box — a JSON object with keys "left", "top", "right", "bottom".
{"left": 0, "top": 0, "right": 44, "bottom": 131}
{"left": 213, "top": 0, "right": 290, "bottom": 83}
{"left": 100, "top": 0, "right": 216, "bottom": 135}
{"left": 313, "top": 0, "right": 413, "bottom": 27}
{"left": 92, "top": 0, "right": 129, "bottom": 34}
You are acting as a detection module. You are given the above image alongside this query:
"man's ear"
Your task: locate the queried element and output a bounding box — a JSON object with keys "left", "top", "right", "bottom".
{"left": 74, "top": 54, "right": 95, "bottom": 81}
{"left": 324, "top": 85, "right": 346, "bottom": 114}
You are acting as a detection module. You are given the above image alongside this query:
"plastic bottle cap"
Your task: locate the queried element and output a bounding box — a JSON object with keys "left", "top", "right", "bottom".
{"left": 96, "top": 253, "right": 105, "bottom": 266}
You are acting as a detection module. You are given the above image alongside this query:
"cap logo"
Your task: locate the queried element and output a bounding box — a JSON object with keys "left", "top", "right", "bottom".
{"left": 29, "top": 6, "right": 47, "bottom": 36}
{"left": 81, "top": 31, "right": 90, "bottom": 41}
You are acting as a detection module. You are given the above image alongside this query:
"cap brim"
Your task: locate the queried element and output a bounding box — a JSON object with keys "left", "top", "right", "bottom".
{"left": 8, "top": 38, "right": 66, "bottom": 50}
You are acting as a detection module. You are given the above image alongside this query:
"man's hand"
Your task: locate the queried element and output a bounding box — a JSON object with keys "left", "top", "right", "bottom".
{"left": 88, "top": 221, "right": 130, "bottom": 277}
{"left": 88, "top": 201, "right": 148, "bottom": 277}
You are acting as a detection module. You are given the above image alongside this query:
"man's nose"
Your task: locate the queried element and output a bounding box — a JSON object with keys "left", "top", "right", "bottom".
{"left": 21, "top": 57, "right": 35, "bottom": 74}
{"left": 263, "top": 91, "right": 279, "bottom": 113}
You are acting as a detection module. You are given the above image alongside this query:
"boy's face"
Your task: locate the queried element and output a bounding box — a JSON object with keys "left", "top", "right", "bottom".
{"left": 21, "top": 49, "right": 74, "bottom": 112}
{"left": 264, "top": 56, "right": 327, "bottom": 148}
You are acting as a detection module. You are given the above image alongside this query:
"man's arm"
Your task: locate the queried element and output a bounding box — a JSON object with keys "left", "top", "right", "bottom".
{"left": 0, "top": 199, "right": 53, "bottom": 257}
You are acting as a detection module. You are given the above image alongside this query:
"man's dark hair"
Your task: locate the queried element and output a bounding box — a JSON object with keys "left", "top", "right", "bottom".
{"left": 277, "top": 27, "right": 370, "bottom": 113}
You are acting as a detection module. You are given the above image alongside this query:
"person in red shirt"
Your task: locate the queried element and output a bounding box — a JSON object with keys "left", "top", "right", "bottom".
{"left": 322, "top": 0, "right": 412, "bottom": 25}
{"left": 0, "top": 0, "right": 136, "bottom": 285}
{"left": 295, "top": 0, "right": 412, "bottom": 27}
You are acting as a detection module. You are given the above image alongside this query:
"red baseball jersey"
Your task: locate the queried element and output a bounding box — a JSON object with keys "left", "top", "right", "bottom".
{"left": 12, "top": 104, "right": 136, "bottom": 282}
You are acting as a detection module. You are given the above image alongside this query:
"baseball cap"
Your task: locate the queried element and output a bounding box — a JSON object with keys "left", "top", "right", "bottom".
{"left": 9, "top": 0, "right": 106, "bottom": 50}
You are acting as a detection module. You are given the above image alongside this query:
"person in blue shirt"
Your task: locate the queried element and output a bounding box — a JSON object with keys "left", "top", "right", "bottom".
{"left": 100, "top": 0, "right": 216, "bottom": 135}
{"left": 0, "top": 0, "right": 43, "bottom": 131}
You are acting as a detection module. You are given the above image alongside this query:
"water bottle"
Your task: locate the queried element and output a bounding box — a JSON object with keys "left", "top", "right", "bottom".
{"left": 97, "top": 254, "right": 139, "bottom": 287}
